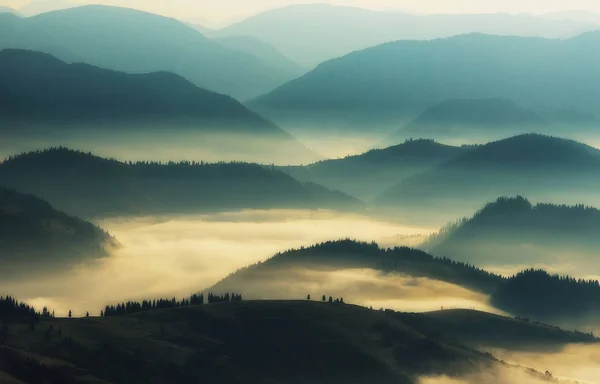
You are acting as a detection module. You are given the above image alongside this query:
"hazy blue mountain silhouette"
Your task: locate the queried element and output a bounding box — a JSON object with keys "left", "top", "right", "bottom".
{"left": 426, "top": 196, "right": 600, "bottom": 268}
{"left": 374, "top": 134, "right": 600, "bottom": 218}
{"left": 397, "top": 98, "right": 548, "bottom": 138}
{"left": 0, "top": 187, "right": 116, "bottom": 275}
{"left": 0, "top": 148, "right": 363, "bottom": 218}
{"left": 0, "top": 6, "right": 20, "bottom": 16}
{"left": 0, "top": 5, "right": 297, "bottom": 99}
{"left": 0, "top": 49, "right": 317, "bottom": 164}
{"left": 212, "top": 35, "right": 305, "bottom": 77}
{"left": 281, "top": 139, "right": 470, "bottom": 199}
{"left": 251, "top": 33, "right": 600, "bottom": 130}
{"left": 216, "top": 4, "right": 597, "bottom": 67}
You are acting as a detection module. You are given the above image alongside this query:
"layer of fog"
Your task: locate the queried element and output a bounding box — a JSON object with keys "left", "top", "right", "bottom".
{"left": 490, "top": 344, "right": 600, "bottom": 384}
{"left": 0, "top": 210, "right": 433, "bottom": 316}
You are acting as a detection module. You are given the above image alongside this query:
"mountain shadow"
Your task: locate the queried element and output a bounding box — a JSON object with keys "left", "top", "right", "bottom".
{"left": 374, "top": 134, "right": 600, "bottom": 223}
{"left": 280, "top": 139, "right": 470, "bottom": 200}
{"left": 0, "top": 5, "right": 297, "bottom": 99}
{"left": 396, "top": 98, "right": 549, "bottom": 140}
{"left": 0, "top": 187, "right": 116, "bottom": 276}
{"left": 425, "top": 196, "right": 600, "bottom": 269}
{"left": 250, "top": 32, "right": 600, "bottom": 132}
{"left": 0, "top": 49, "right": 317, "bottom": 164}
{"left": 0, "top": 148, "right": 363, "bottom": 218}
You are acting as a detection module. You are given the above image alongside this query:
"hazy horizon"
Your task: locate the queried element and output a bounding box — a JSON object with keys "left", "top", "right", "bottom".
{"left": 3, "top": 0, "right": 600, "bottom": 27}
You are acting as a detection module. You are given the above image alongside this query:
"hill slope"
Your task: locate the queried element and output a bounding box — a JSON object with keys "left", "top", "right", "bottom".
{"left": 398, "top": 98, "right": 549, "bottom": 139}
{"left": 0, "top": 148, "right": 363, "bottom": 218}
{"left": 0, "top": 5, "right": 297, "bottom": 99}
{"left": 0, "top": 49, "right": 317, "bottom": 164}
{"left": 212, "top": 35, "right": 305, "bottom": 77}
{"left": 216, "top": 4, "right": 597, "bottom": 67}
{"left": 0, "top": 300, "right": 558, "bottom": 384}
{"left": 281, "top": 139, "right": 469, "bottom": 199}
{"left": 251, "top": 33, "right": 600, "bottom": 130}
{"left": 0, "top": 187, "right": 115, "bottom": 275}
{"left": 426, "top": 196, "right": 600, "bottom": 268}
{"left": 211, "top": 239, "right": 600, "bottom": 328}
{"left": 374, "top": 134, "right": 600, "bottom": 220}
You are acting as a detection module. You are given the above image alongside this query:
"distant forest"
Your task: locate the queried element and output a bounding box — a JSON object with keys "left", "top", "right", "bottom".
{"left": 0, "top": 148, "right": 363, "bottom": 218}
{"left": 426, "top": 196, "right": 600, "bottom": 265}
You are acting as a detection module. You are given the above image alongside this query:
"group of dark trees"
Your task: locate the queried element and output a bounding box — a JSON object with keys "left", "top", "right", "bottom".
{"left": 492, "top": 269, "right": 600, "bottom": 321}
{"left": 0, "top": 296, "right": 39, "bottom": 320}
{"left": 103, "top": 293, "right": 242, "bottom": 317}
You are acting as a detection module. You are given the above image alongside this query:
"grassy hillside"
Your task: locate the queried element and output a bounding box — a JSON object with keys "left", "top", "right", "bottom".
{"left": 281, "top": 139, "right": 469, "bottom": 200}
{"left": 0, "top": 187, "right": 115, "bottom": 275}
{"left": 0, "top": 148, "right": 363, "bottom": 218}
{"left": 0, "top": 300, "right": 562, "bottom": 384}
{"left": 0, "top": 6, "right": 297, "bottom": 99}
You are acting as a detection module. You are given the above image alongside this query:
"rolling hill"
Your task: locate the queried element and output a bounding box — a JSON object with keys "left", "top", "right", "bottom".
{"left": 397, "top": 98, "right": 549, "bottom": 139}
{"left": 210, "top": 239, "right": 600, "bottom": 328}
{"left": 374, "top": 134, "right": 600, "bottom": 221}
{"left": 280, "top": 139, "right": 470, "bottom": 200}
{"left": 425, "top": 196, "right": 600, "bottom": 268}
{"left": 0, "top": 300, "right": 568, "bottom": 384}
{"left": 0, "top": 148, "right": 363, "bottom": 218}
{"left": 0, "top": 187, "right": 116, "bottom": 275}
{"left": 0, "top": 5, "right": 297, "bottom": 100}
{"left": 0, "top": 49, "right": 317, "bottom": 164}
{"left": 250, "top": 32, "right": 600, "bottom": 131}
{"left": 215, "top": 4, "right": 597, "bottom": 67}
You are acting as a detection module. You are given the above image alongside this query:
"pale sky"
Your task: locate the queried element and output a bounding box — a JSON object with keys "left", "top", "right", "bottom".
{"left": 4, "top": 0, "right": 600, "bottom": 26}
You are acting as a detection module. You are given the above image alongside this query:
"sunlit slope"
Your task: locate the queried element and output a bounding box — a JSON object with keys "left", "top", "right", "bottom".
{"left": 0, "top": 5, "right": 297, "bottom": 99}
{"left": 1, "top": 301, "right": 543, "bottom": 384}
{"left": 0, "top": 148, "right": 363, "bottom": 218}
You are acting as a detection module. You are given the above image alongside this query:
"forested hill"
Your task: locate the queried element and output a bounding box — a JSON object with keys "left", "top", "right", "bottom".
{"left": 426, "top": 196, "right": 600, "bottom": 266}
{"left": 281, "top": 139, "right": 470, "bottom": 200}
{"left": 0, "top": 187, "right": 115, "bottom": 273}
{"left": 211, "top": 239, "right": 600, "bottom": 328}
{"left": 374, "top": 134, "right": 600, "bottom": 216}
{"left": 0, "top": 148, "right": 364, "bottom": 218}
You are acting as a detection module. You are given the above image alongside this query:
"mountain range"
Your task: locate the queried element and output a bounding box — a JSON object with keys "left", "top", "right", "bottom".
{"left": 251, "top": 32, "right": 600, "bottom": 132}
{"left": 0, "top": 5, "right": 299, "bottom": 100}
{"left": 280, "top": 139, "right": 470, "bottom": 200}
{"left": 215, "top": 4, "right": 599, "bottom": 67}
{"left": 0, "top": 48, "right": 317, "bottom": 164}
{"left": 0, "top": 148, "right": 362, "bottom": 218}
{"left": 374, "top": 134, "right": 600, "bottom": 221}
